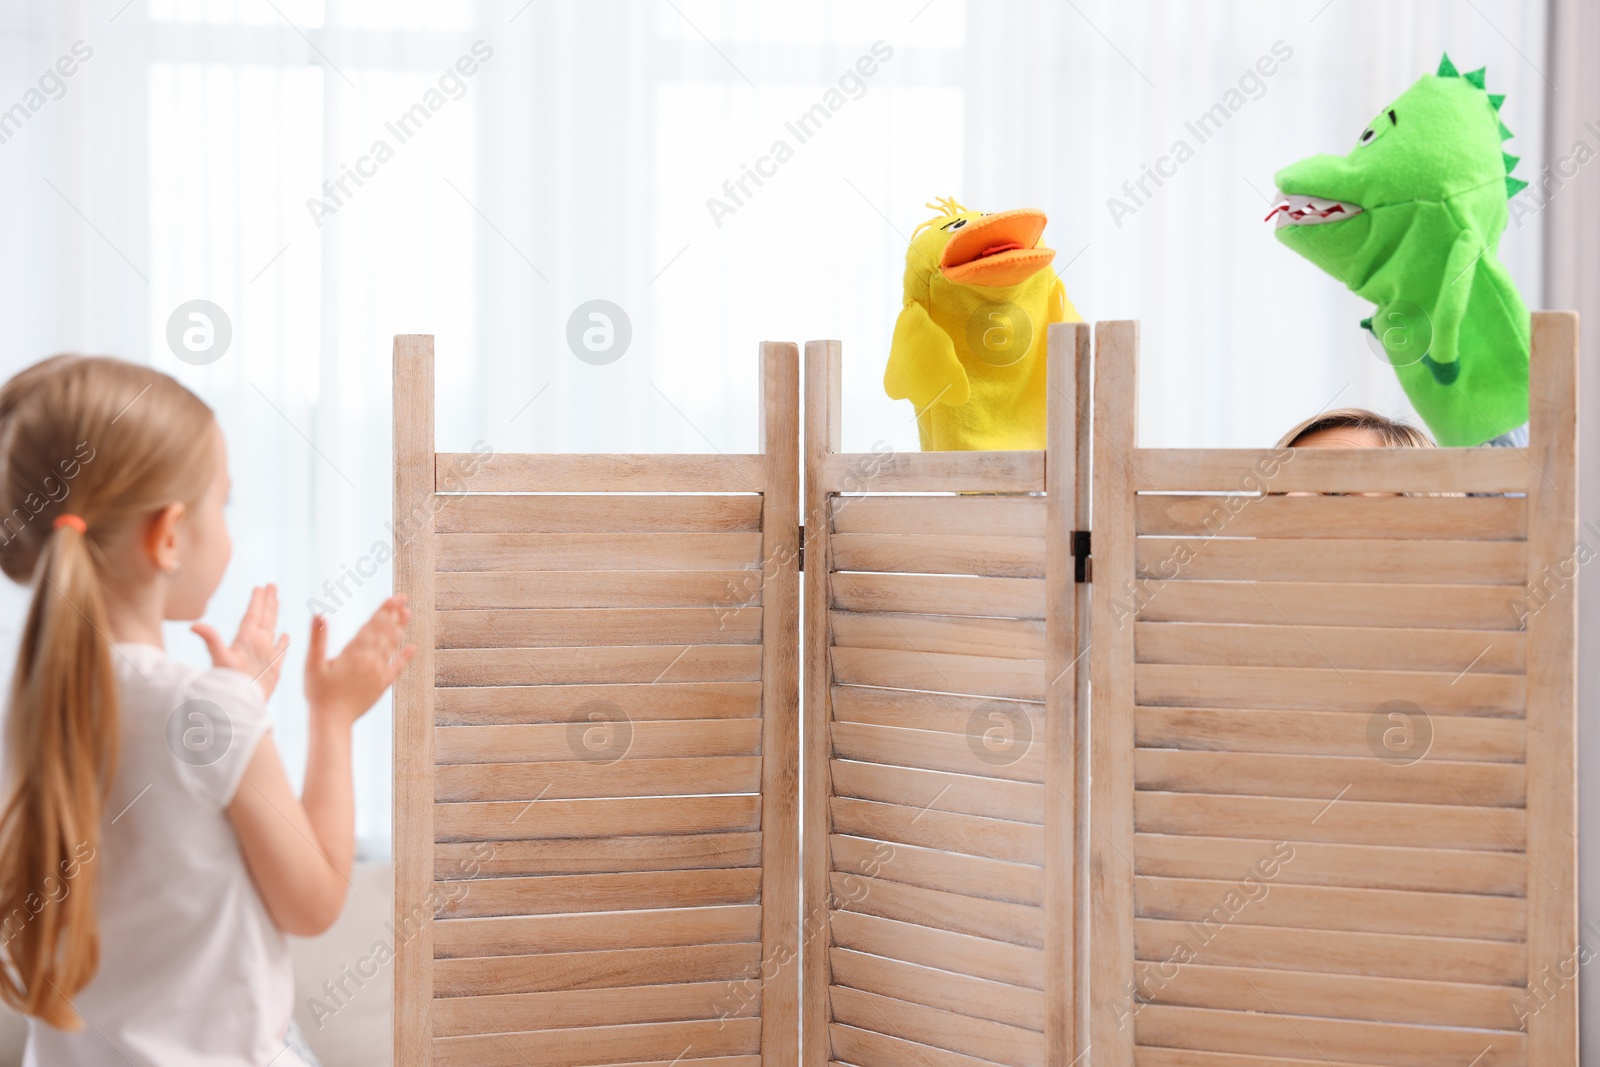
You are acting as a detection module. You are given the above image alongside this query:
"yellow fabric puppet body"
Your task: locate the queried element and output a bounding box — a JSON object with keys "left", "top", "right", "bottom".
{"left": 884, "top": 199, "right": 1082, "bottom": 451}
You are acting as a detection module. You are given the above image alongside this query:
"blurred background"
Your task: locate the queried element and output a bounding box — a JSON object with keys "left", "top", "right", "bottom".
{"left": 0, "top": 0, "right": 1596, "bottom": 1051}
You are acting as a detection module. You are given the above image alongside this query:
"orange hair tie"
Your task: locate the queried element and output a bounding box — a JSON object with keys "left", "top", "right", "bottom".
{"left": 53, "top": 514, "right": 87, "bottom": 535}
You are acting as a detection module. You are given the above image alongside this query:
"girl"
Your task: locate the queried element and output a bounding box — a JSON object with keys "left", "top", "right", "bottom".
{"left": 0, "top": 355, "right": 415, "bottom": 1065}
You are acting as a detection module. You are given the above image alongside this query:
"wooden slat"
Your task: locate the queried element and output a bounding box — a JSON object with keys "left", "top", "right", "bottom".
{"left": 1088, "top": 320, "right": 1140, "bottom": 1065}
{"left": 800, "top": 341, "right": 839, "bottom": 1067}
{"left": 1129, "top": 446, "right": 1531, "bottom": 494}
{"left": 831, "top": 796, "right": 1043, "bottom": 865}
{"left": 831, "top": 610, "right": 1047, "bottom": 660}
{"left": 1134, "top": 876, "right": 1525, "bottom": 940}
{"left": 434, "top": 493, "right": 762, "bottom": 533}
{"left": 830, "top": 986, "right": 1045, "bottom": 1067}
{"left": 1135, "top": 492, "right": 1525, "bottom": 540}
{"left": 831, "top": 1023, "right": 1013, "bottom": 1067}
{"left": 1133, "top": 749, "right": 1525, "bottom": 807}
{"left": 1134, "top": 705, "right": 1524, "bottom": 763}
{"left": 392, "top": 334, "right": 436, "bottom": 1060}
{"left": 757, "top": 339, "right": 801, "bottom": 1067}
{"left": 435, "top": 831, "right": 763, "bottom": 878}
{"left": 832, "top": 721, "right": 1045, "bottom": 784}
{"left": 433, "top": 905, "right": 761, "bottom": 958}
{"left": 1523, "top": 309, "right": 1579, "bottom": 1062}
{"left": 434, "top": 795, "right": 761, "bottom": 843}
{"left": 831, "top": 685, "right": 1045, "bottom": 739}
{"left": 436, "top": 569, "right": 750, "bottom": 609}
{"left": 831, "top": 947, "right": 1045, "bottom": 1031}
{"left": 440, "top": 452, "right": 766, "bottom": 494}
{"left": 1134, "top": 621, "right": 1523, "bottom": 674}
{"left": 1134, "top": 834, "right": 1525, "bottom": 896}
{"left": 832, "top": 494, "right": 1048, "bottom": 537}
{"left": 435, "top": 681, "right": 762, "bottom": 726}
{"left": 829, "top": 910, "right": 1045, "bottom": 990}
{"left": 436, "top": 607, "right": 762, "bottom": 649}
{"left": 1136, "top": 961, "right": 1525, "bottom": 1031}
{"left": 435, "top": 756, "right": 760, "bottom": 801}
{"left": 830, "top": 759, "right": 1045, "bottom": 824}
{"left": 830, "top": 647, "right": 1046, "bottom": 701}
{"left": 831, "top": 533, "right": 1046, "bottom": 578}
{"left": 437, "top": 644, "right": 763, "bottom": 687}
{"left": 1135, "top": 578, "right": 1525, "bottom": 630}
{"left": 1135, "top": 663, "right": 1524, "bottom": 715}
{"left": 432, "top": 1017, "right": 761, "bottom": 1067}
{"left": 1133, "top": 916, "right": 1524, "bottom": 985}
{"left": 436, "top": 531, "right": 762, "bottom": 572}
{"left": 1133, "top": 1003, "right": 1525, "bottom": 1067}
{"left": 436, "top": 719, "right": 762, "bottom": 764}
{"left": 821, "top": 449, "right": 1045, "bottom": 494}
{"left": 836, "top": 872, "right": 1043, "bottom": 948}
{"left": 832, "top": 832, "right": 1043, "bottom": 907}
{"left": 1133, "top": 535, "right": 1524, "bottom": 584}
{"left": 830, "top": 571, "right": 1046, "bottom": 619}
{"left": 1135, "top": 791, "right": 1524, "bottom": 851}
{"left": 436, "top": 868, "right": 761, "bottom": 919}
{"left": 433, "top": 979, "right": 754, "bottom": 1035}
{"left": 434, "top": 944, "right": 761, "bottom": 996}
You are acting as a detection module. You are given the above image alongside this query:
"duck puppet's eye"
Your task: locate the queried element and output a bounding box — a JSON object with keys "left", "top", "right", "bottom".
{"left": 942, "top": 218, "right": 968, "bottom": 231}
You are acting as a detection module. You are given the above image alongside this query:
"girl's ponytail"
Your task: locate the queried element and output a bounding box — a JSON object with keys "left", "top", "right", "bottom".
{"left": 0, "top": 517, "right": 118, "bottom": 1027}
{"left": 0, "top": 356, "right": 215, "bottom": 1027}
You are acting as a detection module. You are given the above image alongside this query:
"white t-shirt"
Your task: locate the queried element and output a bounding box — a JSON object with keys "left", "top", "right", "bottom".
{"left": 24, "top": 642, "right": 306, "bottom": 1067}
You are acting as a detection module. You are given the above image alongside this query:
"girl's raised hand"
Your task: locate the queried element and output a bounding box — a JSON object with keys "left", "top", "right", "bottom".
{"left": 304, "top": 595, "right": 415, "bottom": 727}
{"left": 192, "top": 584, "right": 291, "bottom": 700}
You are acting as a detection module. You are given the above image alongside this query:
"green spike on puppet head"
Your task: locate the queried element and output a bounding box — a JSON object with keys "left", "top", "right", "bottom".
{"left": 1438, "top": 53, "right": 1458, "bottom": 77}
{"left": 1507, "top": 176, "right": 1529, "bottom": 197}
{"left": 1489, "top": 93, "right": 1505, "bottom": 110}
{"left": 1464, "top": 67, "right": 1487, "bottom": 89}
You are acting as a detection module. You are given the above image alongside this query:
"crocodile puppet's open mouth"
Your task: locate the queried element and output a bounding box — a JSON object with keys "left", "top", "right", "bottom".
{"left": 1265, "top": 192, "right": 1364, "bottom": 229}
{"left": 940, "top": 209, "right": 1057, "bottom": 287}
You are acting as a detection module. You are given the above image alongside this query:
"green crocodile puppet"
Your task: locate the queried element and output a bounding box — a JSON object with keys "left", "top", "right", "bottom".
{"left": 1268, "top": 54, "right": 1530, "bottom": 446}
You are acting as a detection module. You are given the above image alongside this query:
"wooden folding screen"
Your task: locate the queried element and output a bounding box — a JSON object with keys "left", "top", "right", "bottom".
{"left": 1087, "top": 314, "right": 1579, "bottom": 1065}
{"left": 393, "top": 336, "right": 800, "bottom": 1066}
{"left": 801, "top": 327, "right": 1090, "bottom": 1067}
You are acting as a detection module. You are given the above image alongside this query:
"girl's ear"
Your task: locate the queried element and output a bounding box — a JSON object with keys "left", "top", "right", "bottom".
{"left": 145, "top": 502, "right": 187, "bottom": 574}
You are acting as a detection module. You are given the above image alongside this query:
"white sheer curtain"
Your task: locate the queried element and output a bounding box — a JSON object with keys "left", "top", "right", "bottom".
{"left": 0, "top": 0, "right": 1552, "bottom": 860}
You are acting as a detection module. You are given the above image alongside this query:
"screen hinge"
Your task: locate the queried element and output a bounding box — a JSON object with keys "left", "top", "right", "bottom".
{"left": 1073, "top": 530, "right": 1092, "bottom": 583}
{"left": 798, "top": 524, "right": 805, "bottom": 572}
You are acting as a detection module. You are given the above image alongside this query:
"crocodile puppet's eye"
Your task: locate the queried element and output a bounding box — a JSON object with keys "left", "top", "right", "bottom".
{"left": 1358, "top": 109, "right": 1396, "bottom": 147}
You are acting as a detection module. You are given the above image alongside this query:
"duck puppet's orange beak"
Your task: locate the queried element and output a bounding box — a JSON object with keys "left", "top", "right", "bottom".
{"left": 939, "top": 209, "right": 1056, "bottom": 287}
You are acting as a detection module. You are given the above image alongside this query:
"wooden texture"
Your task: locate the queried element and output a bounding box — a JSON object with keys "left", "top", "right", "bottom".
{"left": 392, "top": 334, "right": 435, "bottom": 1062}
{"left": 801, "top": 340, "right": 840, "bottom": 1067}
{"left": 1088, "top": 312, "right": 1581, "bottom": 1067}
{"left": 759, "top": 341, "right": 801, "bottom": 1066}
{"left": 803, "top": 330, "right": 1082, "bottom": 1067}
{"left": 1522, "top": 310, "right": 1579, "bottom": 1062}
{"left": 394, "top": 338, "right": 800, "bottom": 1065}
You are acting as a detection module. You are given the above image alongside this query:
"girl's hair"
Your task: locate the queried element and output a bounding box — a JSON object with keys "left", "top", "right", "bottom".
{"left": 0, "top": 356, "right": 214, "bottom": 1028}
{"left": 1275, "top": 407, "right": 1435, "bottom": 450}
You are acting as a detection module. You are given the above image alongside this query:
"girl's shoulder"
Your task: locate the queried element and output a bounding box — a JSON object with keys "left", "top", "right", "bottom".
{"left": 112, "top": 643, "right": 273, "bottom": 808}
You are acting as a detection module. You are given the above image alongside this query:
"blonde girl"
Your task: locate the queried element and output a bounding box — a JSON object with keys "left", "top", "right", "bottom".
{"left": 0, "top": 355, "right": 414, "bottom": 1065}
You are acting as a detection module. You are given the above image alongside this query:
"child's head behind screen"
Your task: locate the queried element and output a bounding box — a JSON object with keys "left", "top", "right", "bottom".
{"left": 1276, "top": 407, "right": 1434, "bottom": 450}
{"left": 0, "top": 355, "right": 226, "bottom": 1027}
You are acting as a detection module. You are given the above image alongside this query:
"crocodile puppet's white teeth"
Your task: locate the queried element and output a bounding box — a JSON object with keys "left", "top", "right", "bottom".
{"left": 1264, "top": 193, "right": 1364, "bottom": 228}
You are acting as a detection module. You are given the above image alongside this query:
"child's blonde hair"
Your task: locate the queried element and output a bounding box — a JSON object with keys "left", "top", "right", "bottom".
{"left": 1276, "top": 407, "right": 1435, "bottom": 449}
{"left": 0, "top": 355, "right": 215, "bottom": 1028}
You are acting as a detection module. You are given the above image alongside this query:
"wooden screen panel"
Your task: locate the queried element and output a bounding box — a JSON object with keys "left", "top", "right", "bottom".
{"left": 803, "top": 327, "right": 1089, "bottom": 1067}
{"left": 394, "top": 337, "right": 800, "bottom": 1066}
{"left": 1088, "top": 314, "right": 1579, "bottom": 1066}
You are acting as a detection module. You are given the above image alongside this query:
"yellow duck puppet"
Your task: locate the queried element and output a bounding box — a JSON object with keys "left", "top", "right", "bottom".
{"left": 883, "top": 198, "right": 1081, "bottom": 451}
